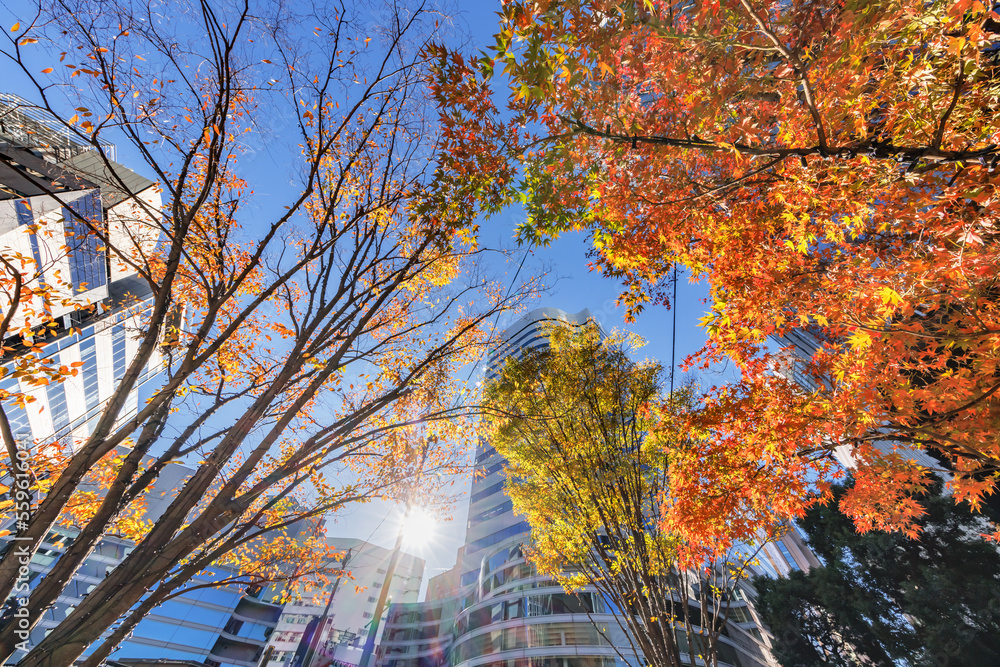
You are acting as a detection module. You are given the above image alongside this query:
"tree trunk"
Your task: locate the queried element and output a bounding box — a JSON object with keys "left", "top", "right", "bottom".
{"left": 0, "top": 401, "right": 174, "bottom": 660}
{"left": 16, "top": 514, "right": 219, "bottom": 667}
{"left": 0, "top": 317, "right": 170, "bottom": 606}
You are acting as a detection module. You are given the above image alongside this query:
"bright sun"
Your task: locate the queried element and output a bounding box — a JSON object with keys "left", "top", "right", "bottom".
{"left": 401, "top": 507, "right": 436, "bottom": 547}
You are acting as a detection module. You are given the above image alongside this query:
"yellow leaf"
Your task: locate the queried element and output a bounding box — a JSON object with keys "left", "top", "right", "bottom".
{"left": 848, "top": 330, "right": 872, "bottom": 350}
{"left": 878, "top": 286, "right": 902, "bottom": 306}
{"left": 10, "top": 22, "right": 19, "bottom": 32}
{"left": 41, "top": 67, "right": 53, "bottom": 74}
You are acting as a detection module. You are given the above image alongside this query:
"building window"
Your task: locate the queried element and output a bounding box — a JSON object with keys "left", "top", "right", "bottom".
{"left": 465, "top": 521, "right": 531, "bottom": 555}
{"left": 111, "top": 323, "right": 127, "bottom": 383}
{"left": 469, "top": 500, "right": 514, "bottom": 527}
{"left": 362, "top": 612, "right": 372, "bottom": 619}
{"left": 62, "top": 191, "right": 107, "bottom": 291}
{"left": 728, "top": 606, "right": 753, "bottom": 623}
{"left": 469, "top": 481, "right": 504, "bottom": 504}
{"left": 368, "top": 596, "right": 377, "bottom": 603}
{"left": 377, "top": 568, "right": 386, "bottom": 574}
{"left": 776, "top": 541, "right": 801, "bottom": 571}
{"left": 480, "top": 461, "right": 504, "bottom": 477}
{"left": 78, "top": 337, "right": 100, "bottom": 410}
{"left": 45, "top": 381, "right": 71, "bottom": 435}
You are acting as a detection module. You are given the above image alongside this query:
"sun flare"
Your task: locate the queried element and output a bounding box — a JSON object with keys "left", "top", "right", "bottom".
{"left": 401, "top": 507, "right": 436, "bottom": 547}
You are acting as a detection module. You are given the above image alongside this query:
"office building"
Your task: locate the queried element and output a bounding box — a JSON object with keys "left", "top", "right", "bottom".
{"left": 0, "top": 92, "right": 164, "bottom": 451}
{"left": 0, "top": 93, "right": 288, "bottom": 667}
{"left": 376, "top": 307, "right": 809, "bottom": 667}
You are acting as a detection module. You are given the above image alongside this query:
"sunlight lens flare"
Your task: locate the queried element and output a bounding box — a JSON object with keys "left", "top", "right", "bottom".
{"left": 401, "top": 507, "right": 436, "bottom": 547}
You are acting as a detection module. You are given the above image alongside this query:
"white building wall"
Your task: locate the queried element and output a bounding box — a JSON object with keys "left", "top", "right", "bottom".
{"left": 106, "top": 186, "right": 162, "bottom": 283}
{"left": 0, "top": 185, "right": 162, "bottom": 450}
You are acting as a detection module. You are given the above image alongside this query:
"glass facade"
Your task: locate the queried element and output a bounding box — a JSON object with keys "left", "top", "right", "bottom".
{"left": 775, "top": 540, "right": 802, "bottom": 572}
{"left": 12, "top": 190, "right": 107, "bottom": 295}
{"left": 62, "top": 190, "right": 108, "bottom": 292}
{"left": 469, "top": 482, "right": 505, "bottom": 505}
{"left": 1, "top": 188, "right": 160, "bottom": 448}
{"left": 112, "top": 323, "right": 127, "bottom": 383}
{"left": 465, "top": 523, "right": 531, "bottom": 556}
{"left": 44, "top": 380, "right": 71, "bottom": 435}
{"left": 0, "top": 313, "right": 157, "bottom": 446}
{"left": 469, "top": 501, "right": 514, "bottom": 528}
{"left": 0, "top": 526, "right": 276, "bottom": 667}
{"left": 79, "top": 336, "right": 100, "bottom": 412}
{"left": 15, "top": 198, "right": 46, "bottom": 289}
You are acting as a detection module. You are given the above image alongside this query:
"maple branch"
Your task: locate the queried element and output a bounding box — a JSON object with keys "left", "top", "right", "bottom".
{"left": 646, "top": 25, "right": 780, "bottom": 53}
{"left": 636, "top": 156, "right": 785, "bottom": 206}
{"left": 736, "top": 0, "right": 828, "bottom": 152}
{"left": 914, "top": 378, "right": 1000, "bottom": 427}
{"left": 879, "top": 427, "right": 1000, "bottom": 467}
{"left": 845, "top": 317, "right": 1000, "bottom": 341}
{"left": 560, "top": 117, "right": 999, "bottom": 164}
{"left": 933, "top": 63, "right": 967, "bottom": 151}
{"left": 523, "top": 127, "right": 581, "bottom": 150}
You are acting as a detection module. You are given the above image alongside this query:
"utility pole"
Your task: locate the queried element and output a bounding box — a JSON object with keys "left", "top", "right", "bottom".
{"left": 357, "top": 504, "right": 411, "bottom": 667}
{"left": 300, "top": 549, "right": 352, "bottom": 667}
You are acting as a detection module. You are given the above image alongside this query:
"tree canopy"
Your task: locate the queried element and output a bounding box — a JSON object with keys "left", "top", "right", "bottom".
{"left": 484, "top": 324, "right": 770, "bottom": 667}
{"left": 432, "top": 0, "right": 1000, "bottom": 539}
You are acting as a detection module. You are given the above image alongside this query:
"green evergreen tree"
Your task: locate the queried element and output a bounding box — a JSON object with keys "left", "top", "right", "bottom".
{"left": 754, "top": 481, "right": 1000, "bottom": 666}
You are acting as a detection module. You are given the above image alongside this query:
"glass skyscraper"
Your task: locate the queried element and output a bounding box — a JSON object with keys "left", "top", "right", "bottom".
{"left": 261, "top": 537, "right": 424, "bottom": 667}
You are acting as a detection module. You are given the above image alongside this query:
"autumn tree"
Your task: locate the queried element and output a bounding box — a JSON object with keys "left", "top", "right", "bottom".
{"left": 754, "top": 479, "right": 1000, "bottom": 666}
{"left": 484, "top": 324, "right": 771, "bottom": 667}
{"left": 0, "top": 0, "right": 538, "bottom": 664}
{"left": 432, "top": 0, "right": 1000, "bottom": 539}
